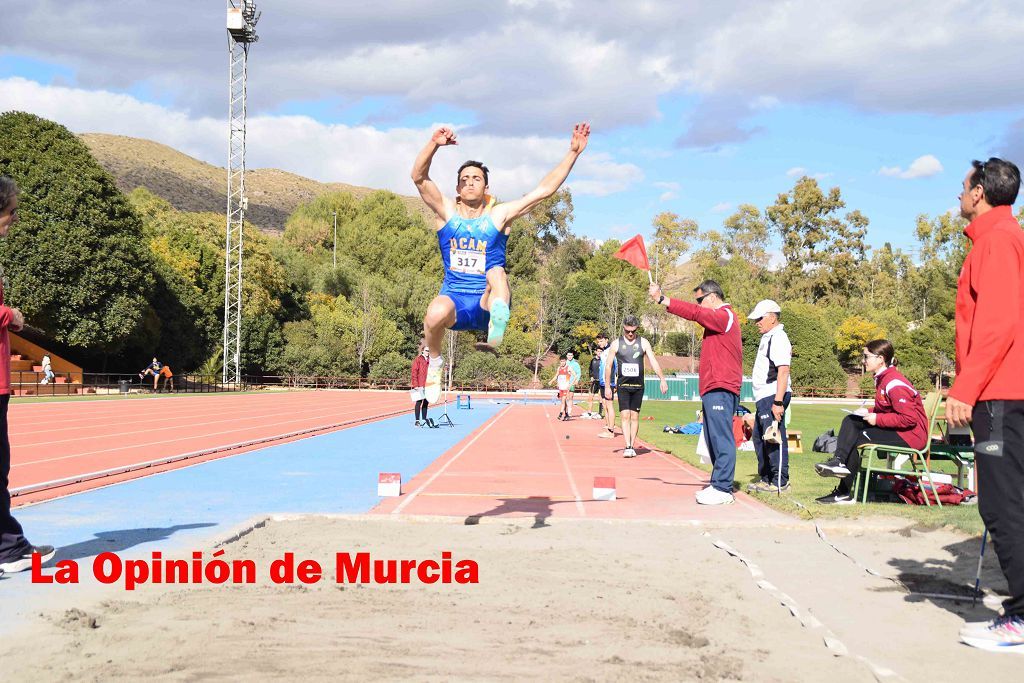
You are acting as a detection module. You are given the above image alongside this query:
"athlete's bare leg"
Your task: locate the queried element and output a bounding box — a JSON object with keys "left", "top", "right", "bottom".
{"left": 603, "top": 392, "right": 616, "bottom": 434}
{"left": 623, "top": 409, "right": 640, "bottom": 449}
{"left": 423, "top": 295, "right": 457, "bottom": 361}
{"left": 479, "top": 266, "right": 510, "bottom": 311}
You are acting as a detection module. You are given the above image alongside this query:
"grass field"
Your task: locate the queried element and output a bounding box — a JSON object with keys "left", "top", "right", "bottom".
{"left": 619, "top": 399, "right": 985, "bottom": 535}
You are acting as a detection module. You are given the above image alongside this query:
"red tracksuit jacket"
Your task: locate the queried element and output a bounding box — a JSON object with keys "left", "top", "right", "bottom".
{"left": 664, "top": 299, "right": 742, "bottom": 396}
{"left": 870, "top": 366, "right": 928, "bottom": 450}
{"left": 948, "top": 205, "right": 1024, "bottom": 404}
{"left": 410, "top": 354, "right": 428, "bottom": 388}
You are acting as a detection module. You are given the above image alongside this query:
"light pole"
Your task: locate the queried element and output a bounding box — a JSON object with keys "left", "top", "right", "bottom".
{"left": 332, "top": 210, "right": 337, "bottom": 269}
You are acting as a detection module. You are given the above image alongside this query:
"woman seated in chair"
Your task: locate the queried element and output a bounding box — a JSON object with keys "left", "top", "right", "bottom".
{"left": 814, "top": 339, "right": 928, "bottom": 504}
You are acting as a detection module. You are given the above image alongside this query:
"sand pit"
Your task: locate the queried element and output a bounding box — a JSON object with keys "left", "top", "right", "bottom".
{"left": 0, "top": 515, "right": 1017, "bottom": 681}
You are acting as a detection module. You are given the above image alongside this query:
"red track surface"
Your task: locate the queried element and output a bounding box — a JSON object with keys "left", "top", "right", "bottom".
{"left": 373, "top": 403, "right": 786, "bottom": 523}
{"left": 9, "top": 391, "right": 415, "bottom": 505}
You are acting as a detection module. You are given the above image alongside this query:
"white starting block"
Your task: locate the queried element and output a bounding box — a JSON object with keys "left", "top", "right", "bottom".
{"left": 378, "top": 472, "right": 401, "bottom": 497}
{"left": 593, "top": 476, "right": 616, "bottom": 501}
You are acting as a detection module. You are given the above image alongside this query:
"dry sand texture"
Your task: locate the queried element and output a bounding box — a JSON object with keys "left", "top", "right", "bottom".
{"left": 0, "top": 515, "right": 1017, "bottom": 682}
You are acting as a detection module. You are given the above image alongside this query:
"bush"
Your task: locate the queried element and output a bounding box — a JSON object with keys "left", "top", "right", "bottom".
{"left": 783, "top": 303, "right": 846, "bottom": 394}
{"left": 369, "top": 352, "right": 412, "bottom": 388}
{"left": 857, "top": 372, "right": 875, "bottom": 398}
{"left": 453, "top": 352, "right": 531, "bottom": 387}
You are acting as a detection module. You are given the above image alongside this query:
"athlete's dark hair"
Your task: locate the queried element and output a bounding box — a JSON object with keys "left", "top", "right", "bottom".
{"left": 0, "top": 176, "right": 17, "bottom": 214}
{"left": 623, "top": 315, "right": 640, "bottom": 328}
{"left": 969, "top": 158, "right": 1020, "bottom": 207}
{"left": 865, "top": 339, "right": 897, "bottom": 367}
{"left": 457, "top": 160, "right": 489, "bottom": 186}
{"left": 694, "top": 279, "right": 725, "bottom": 301}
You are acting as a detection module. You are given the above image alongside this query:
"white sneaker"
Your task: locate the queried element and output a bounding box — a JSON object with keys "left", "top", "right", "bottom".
{"left": 696, "top": 487, "right": 734, "bottom": 505}
{"left": 959, "top": 615, "right": 1024, "bottom": 652}
{"left": 596, "top": 430, "right": 614, "bottom": 439}
{"left": 623, "top": 448, "right": 636, "bottom": 458}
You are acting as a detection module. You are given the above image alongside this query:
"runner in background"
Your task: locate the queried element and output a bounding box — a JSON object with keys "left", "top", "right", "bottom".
{"left": 603, "top": 316, "right": 668, "bottom": 457}
{"left": 565, "top": 351, "right": 582, "bottom": 420}
{"left": 585, "top": 333, "right": 607, "bottom": 419}
{"left": 550, "top": 356, "right": 572, "bottom": 421}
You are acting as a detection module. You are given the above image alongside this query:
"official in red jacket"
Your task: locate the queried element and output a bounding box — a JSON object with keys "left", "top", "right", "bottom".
{"left": 947, "top": 157, "right": 1024, "bottom": 652}
{"left": 0, "top": 176, "right": 55, "bottom": 574}
{"left": 814, "top": 339, "right": 928, "bottom": 504}
{"left": 410, "top": 342, "right": 430, "bottom": 427}
{"left": 650, "top": 279, "right": 742, "bottom": 506}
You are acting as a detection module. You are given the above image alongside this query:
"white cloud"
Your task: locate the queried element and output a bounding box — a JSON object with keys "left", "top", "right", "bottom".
{"left": 785, "top": 167, "right": 831, "bottom": 181}
{"left": 685, "top": 1, "right": 1024, "bottom": 115}
{"left": 654, "top": 181, "right": 680, "bottom": 201}
{"left": 710, "top": 202, "right": 733, "bottom": 213}
{"left": 878, "top": 154, "right": 943, "bottom": 179}
{"left": 3, "top": 1, "right": 1023, "bottom": 148}
{"left": 750, "top": 95, "right": 780, "bottom": 110}
{"left": 0, "top": 77, "right": 642, "bottom": 199}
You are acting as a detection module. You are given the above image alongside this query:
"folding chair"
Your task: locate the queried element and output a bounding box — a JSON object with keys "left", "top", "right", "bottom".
{"left": 853, "top": 391, "right": 944, "bottom": 506}
{"left": 928, "top": 404, "right": 975, "bottom": 489}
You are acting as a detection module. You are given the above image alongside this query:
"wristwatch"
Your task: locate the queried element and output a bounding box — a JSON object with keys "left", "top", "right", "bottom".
{"left": 772, "top": 400, "right": 784, "bottom": 407}
{"left": 657, "top": 294, "right": 666, "bottom": 305}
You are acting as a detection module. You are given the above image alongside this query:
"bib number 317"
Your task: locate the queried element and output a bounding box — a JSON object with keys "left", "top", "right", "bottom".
{"left": 451, "top": 249, "right": 485, "bottom": 275}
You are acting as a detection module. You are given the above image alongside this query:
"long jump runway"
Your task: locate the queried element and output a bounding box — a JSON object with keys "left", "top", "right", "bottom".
{"left": 374, "top": 402, "right": 785, "bottom": 524}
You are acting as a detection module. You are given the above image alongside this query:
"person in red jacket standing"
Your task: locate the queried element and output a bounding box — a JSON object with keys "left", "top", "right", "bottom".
{"left": 814, "top": 339, "right": 928, "bottom": 504}
{"left": 410, "top": 341, "right": 431, "bottom": 427}
{"left": 0, "top": 177, "right": 55, "bottom": 575}
{"left": 650, "top": 279, "right": 742, "bottom": 505}
{"left": 945, "top": 158, "right": 1024, "bottom": 653}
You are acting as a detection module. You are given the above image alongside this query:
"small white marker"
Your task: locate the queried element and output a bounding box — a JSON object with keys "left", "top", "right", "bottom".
{"left": 593, "top": 476, "right": 616, "bottom": 501}
{"left": 378, "top": 472, "right": 402, "bottom": 497}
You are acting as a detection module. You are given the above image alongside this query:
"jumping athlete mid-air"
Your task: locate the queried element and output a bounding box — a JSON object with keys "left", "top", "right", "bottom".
{"left": 411, "top": 122, "right": 590, "bottom": 400}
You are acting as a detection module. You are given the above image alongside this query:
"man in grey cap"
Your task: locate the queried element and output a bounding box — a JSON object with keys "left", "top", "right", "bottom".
{"left": 747, "top": 299, "right": 793, "bottom": 493}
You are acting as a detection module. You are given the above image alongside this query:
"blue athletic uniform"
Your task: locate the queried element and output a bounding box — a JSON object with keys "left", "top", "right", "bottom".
{"left": 437, "top": 210, "right": 508, "bottom": 331}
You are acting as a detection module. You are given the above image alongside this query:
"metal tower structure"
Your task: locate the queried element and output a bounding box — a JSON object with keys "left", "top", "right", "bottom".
{"left": 223, "top": 1, "right": 260, "bottom": 384}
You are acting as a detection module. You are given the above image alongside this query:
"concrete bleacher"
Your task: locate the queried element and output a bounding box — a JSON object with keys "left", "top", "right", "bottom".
{"left": 9, "top": 332, "right": 83, "bottom": 396}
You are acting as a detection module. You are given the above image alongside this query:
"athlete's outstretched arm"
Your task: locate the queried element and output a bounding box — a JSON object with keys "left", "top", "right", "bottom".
{"left": 495, "top": 122, "right": 589, "bottom": 227}
{"left": 411, "top": 127, "right": 457, "bottom": 222}
{"left": 642, "top": 338, "right": 669, "bottom": 395}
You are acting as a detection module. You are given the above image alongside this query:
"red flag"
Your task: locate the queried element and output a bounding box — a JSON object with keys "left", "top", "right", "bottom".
{"left": 613, "top": 235, "right": 650, "bottom": 271}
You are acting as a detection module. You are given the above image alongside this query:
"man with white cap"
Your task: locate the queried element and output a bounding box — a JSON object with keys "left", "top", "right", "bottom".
{"left": 747, "top": 300, "right": 793, "bottom": 493}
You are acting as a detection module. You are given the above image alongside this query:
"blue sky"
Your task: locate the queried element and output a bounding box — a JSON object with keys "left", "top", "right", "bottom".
{"left": 2, "top": 1, "right": 1023, "bottom": 259}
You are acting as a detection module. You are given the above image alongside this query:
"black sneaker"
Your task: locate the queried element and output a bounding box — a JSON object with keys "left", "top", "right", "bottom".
{"left": 557, "top": 412, "right": 565, "bottom": 420}
{"left": 815, "top": 488, "right": 855, "bottom": 505}
{"left": 815, "top": 456, "right": 851, "bottom": 477}
{"left": 0, "top": 545, "right": 56, "bottom": 573}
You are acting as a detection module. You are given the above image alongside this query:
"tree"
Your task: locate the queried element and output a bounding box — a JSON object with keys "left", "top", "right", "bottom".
{"left": 782, "top": 302, "right": 846, "bottom": 393}
{"left": 0, "top": 112, "right": 156, "bottom": 362}
{"left": 765, "top": 177, "right": 869, "bottom": 304}
{"left": 649, "top": 212, "right": 698, "bottom": 281}
{"left": 509, "top": 188, "right": 575, "bottom": 253}
{"left": 834, "top": 316, "right": 886, "bottom": 369}
{"left": 526, "top": 276, "right": 568, "bottom": 382}
{"left": 908, "top": 212, "right": 967, "bottom": 321}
